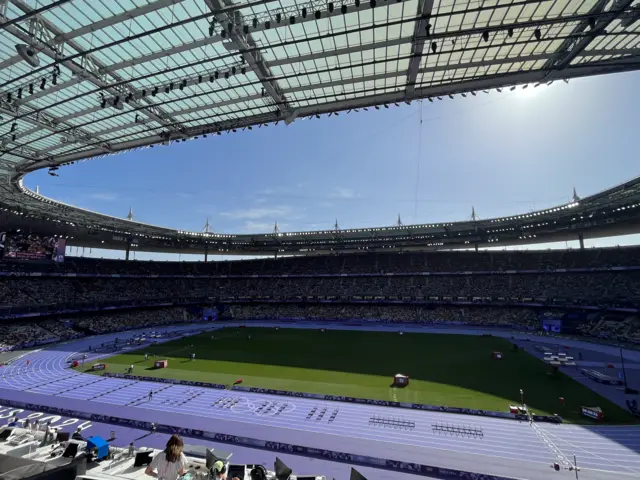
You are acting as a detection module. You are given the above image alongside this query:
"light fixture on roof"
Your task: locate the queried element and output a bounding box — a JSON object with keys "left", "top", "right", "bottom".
{"left": 341, "top": 4, "right": 347, "bottom": 14}
{"left": 315, "top": 10, "right": 321, "bottom": 19}
{"left": 276, "top": 13, "right": 281, "bottom": 23}
{"left": 425, "top": 23, "right": 432, "bottom": 36}
{"left": 141, "top": 89, "right": 147, "bottom": 97}
{"left": 265, "top": 20, "right": 271, "bottom": 29}
{"left": 29, "top": 83, "right": 34, "bottom": 94}
{"left": 40, "top": 78, "right": 46, "bottom": 89}
{"left": 15, "top": 44, "right": 40, "bottom": 67}
{"left": 6, "top": 92, "right": 11, "bottom": 103}
{"left": 244, "top": 24, "right": 249, "bottom": 33}
{"left": 370, "top": 0, "right": 376, "bottom": 8}
{"left": 100, "top": 98, "right": 107, "bottom": 108}
{"left": 482, "top": 31, "right": 489, "bottom": 42}
{"left": 302, "top": 7, "right": 307, "bottom": 17}
{"left": 253, "top": 18, "right": 258, "bottom": 28}
{"left": 534, "top": 28, "right": 541, "bottom": 41}
{"left": 215, "top": 71, "right": 220, "bottom": 79}
{"left": 11, "top": 122, "right": 17, "bottom": 132}
{"left": 431, "top": 42, "right": 437, "bottom": 53}
{"left": 152, "top": 86, "right": 158, "bottom": 96}
{"left": 290, "top": 16, "right": 295, "bottom": 24}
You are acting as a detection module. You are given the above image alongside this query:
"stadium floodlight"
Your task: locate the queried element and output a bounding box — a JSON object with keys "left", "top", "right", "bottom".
{"left": 482, "top": 31, "right": 489, "bottom": 42}
{"left": 534, "top": 28, "right": 541, "bottom": 41}
{"left": 431, "top": 42, "right": 437, "bottom": 53}
{"left": 315, "top": 11, "right": 321, "bottom": 19}
{"left": 341, "top": 5, "right": 347, "bottom": 14}
{"left": 40, "top": 78, "right": 46, "bottom": 90}
{"left": 508, "top": 27, "right": 514, "bottom": 37}
{"left": 29, "top": 83, "right": 34, "bottom": 94}
{"left": 328, "top": 3, "right": 334, "bottom": 13}
{"left": 302, "top": 7, "right": 307, "bottom": 17}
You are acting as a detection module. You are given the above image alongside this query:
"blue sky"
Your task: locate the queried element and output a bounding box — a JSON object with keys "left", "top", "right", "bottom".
{"left": 24, "top": 70, "right": 640, "bottom": 259}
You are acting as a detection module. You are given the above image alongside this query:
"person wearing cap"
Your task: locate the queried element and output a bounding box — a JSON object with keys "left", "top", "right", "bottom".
{"left": 145, "top": 434, "right": 188, "bottom": 480}
{"left": 210, "top": 461, "right": 241, "bottom": 480}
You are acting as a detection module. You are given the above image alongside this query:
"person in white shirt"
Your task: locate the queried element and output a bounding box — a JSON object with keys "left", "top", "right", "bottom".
{"left": 145, "top": 435, "right": 188, "bottom": 480}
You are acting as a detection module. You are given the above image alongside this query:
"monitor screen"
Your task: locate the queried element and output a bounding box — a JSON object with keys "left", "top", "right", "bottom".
{"left": 134, "top": 451, "right": 153, "bottom": 467}
{"left": 205, "top": 448, "right": 217, "bottom": 469}
{"left": 228, "top": 465, "right": 246, "bottom": 478}
{"left": 274, "top": 457, "right": 292, "bottom": 480}
{"left": 62, "top": 442, "right": 78, "bottom": 458}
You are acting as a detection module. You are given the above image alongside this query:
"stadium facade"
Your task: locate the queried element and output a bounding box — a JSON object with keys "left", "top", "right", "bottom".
{"left": 1, "top": 174, "right": 640, "bottom": 257}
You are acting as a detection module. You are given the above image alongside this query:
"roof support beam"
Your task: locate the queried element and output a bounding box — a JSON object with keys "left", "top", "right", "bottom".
{"left": 406, "top": 0, "right": 434, "bottom": 95}
{"left": 9, "top": 0, "right": 187, "bottom": 140}
{"left": 52, "top": 0, "right": 186, "bottom": 44}
{"left": 27, "top": 55, "right": 640, "bottom": 169}
{"left": 543, "top": 0, "right": 635, "bottom": 72}
{"left": 205, "top": 0, "right": 290, "bottom": 117}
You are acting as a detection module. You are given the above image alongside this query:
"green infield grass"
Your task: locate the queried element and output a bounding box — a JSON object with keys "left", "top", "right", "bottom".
{"left": 89, "top": 327, "right": 639, "bottom": 424}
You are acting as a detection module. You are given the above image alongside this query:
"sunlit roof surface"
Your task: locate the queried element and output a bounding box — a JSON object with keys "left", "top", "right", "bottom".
{"left": 1, "top": 0, "right": 639, "bottom": 171}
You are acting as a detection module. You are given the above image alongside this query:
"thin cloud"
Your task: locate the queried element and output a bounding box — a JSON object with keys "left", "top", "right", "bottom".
{"left": 329, "top": 187, "right": 357, "bottom": 199}
{"left": 89, "top": 192, "right": 119, "bottom": 202}
{"left": 220, "top": 205, "right": 297, "bottom": 220}
{"left": 242, "top": 221, "right": 286, "bottom": 232}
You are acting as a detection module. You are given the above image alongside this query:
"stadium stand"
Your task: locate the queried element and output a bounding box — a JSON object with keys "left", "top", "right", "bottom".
{"left": 1, "top": 247, "right": 640, "bottom": 350}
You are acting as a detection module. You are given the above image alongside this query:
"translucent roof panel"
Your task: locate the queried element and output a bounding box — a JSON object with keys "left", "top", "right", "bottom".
{"left": 0, "top": 0, "right": 638, "bottom": 171}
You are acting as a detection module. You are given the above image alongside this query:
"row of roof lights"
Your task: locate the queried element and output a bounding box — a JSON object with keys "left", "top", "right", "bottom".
{"left": 490, "top": 202, "right": 579, "bottom": 223}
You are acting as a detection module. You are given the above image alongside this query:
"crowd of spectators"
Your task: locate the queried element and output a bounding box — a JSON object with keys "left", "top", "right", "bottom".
{"left": 0, "top": 307, "right": 199, "bottom": 350}
{"left": 1, "top": 271, "right": 639, "bottom": 310}
{"left": 1, "top": 247, "right": 640, "bottom": 348}
{"left": 1, "top": 245, "right": 639, "bottom": 276}
{"left": 224, "top": 304, "right": 541, "bottom": 328}
{"left": 74, "top": 307, "right": 198, "bottom": 334}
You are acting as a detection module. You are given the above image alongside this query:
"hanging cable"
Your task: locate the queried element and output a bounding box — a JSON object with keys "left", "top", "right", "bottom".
{"left": 413, "top": 100, "right": 424, "bottom": 221}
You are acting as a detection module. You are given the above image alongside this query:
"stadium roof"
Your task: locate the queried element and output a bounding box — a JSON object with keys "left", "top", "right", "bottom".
{"left": 1, "top": 0, "right": 640, "bottom": 254}
{"left": 1, "top": 0, "right": 640, "bottom": 172}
